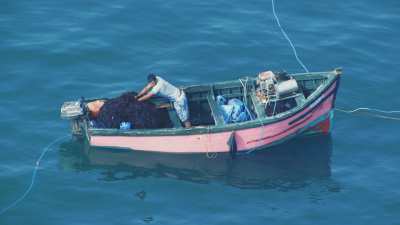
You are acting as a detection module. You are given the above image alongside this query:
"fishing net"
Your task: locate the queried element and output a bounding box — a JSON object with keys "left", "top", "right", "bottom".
{"left": 94, "top": 92, "right": 172, "bottom": 129}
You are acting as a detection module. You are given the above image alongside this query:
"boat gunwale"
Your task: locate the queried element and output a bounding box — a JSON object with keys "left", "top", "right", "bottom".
{"left": 87, "top": 70, "right": 340, "bottom": 137}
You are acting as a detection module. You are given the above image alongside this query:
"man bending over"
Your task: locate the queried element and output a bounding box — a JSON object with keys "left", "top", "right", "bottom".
{"left": 136, "top": 74, "right": 191, "bottom": 128}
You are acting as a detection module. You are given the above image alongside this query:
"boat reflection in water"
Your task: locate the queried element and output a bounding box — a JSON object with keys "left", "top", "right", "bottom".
{"left": 59, "top": 135, "right": 335, "bottom": 190}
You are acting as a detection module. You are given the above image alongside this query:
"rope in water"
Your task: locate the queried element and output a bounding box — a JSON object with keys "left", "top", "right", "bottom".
{"left": 336, "top": 107, "right": 400, "bottom": 114}
{"left": 271, "top": 0, "right": 400, "bottom": 122}
{"left": 335, "top": 108, "right": 400, "bottom": 121}
{"left": 0, "top": 135, "right": 69, "bottom": 216}
{"left": 271, "top": 0, "right": 309, "bottom": 73}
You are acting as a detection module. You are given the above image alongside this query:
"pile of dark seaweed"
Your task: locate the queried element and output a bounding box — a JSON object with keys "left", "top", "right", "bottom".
{"left": 92, "top": 92, "right": 172, "bottom": 129}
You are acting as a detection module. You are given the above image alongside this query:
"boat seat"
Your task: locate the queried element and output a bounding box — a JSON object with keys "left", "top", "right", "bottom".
{"left": 207, "top": 94, "right": 225, "bottom": 126}
{"left": 250, "top": 92, "right": 266, "bottom": 118}
{"left": 168, "top": 109, "right": 183, "bottom": 128}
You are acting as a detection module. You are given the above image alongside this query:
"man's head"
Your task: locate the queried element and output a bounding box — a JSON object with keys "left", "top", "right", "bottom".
{"left": 147, "top": 73, "right": 157, "bottom": 84}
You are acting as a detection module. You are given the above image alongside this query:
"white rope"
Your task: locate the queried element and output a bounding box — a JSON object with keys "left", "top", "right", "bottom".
{"left": 205, "top": 126, "right": 217, "bottom": 159}
{"left": 270, "top": 0, "right": 399, "bottom": 122}
{"left": 336, "top": 107, "right": 400, "bottom": 114}
{"left": 239, "top": 78, "right": 248, "bottom": 106}
{"left": 239, "top": 77, "right": 255, "bottom": 120}
{"left": 336, "top": 108, "right": 400, "bottom": 121}
{"left": 271, "top": 0, "right": 309, "bottom": 73}
{"left": 269, "top": 0, "right": 400, "bottom": 124}
{"left": 0, "top": 135, "right": 69, "bottom": 216}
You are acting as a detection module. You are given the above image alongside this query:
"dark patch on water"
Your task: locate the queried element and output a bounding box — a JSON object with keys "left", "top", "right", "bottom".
{"left": 135, "top": 191, "right": 146, "bottom": 200}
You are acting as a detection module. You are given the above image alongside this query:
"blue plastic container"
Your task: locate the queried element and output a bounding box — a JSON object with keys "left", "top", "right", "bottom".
{"left": 119, "top": 122, "right": 131, "bottom": 130}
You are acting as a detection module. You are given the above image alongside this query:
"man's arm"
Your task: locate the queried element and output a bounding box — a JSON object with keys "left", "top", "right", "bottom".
{"left": 136, "top": 82, "right": 155, "bottom": 99}
{"left": 137, "top": 92, "right": 155, "bottom": 102}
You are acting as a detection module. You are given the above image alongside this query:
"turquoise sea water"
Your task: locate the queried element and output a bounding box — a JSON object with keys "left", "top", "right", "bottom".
{"left": 1, "top": 0, "right": 400, "bottom": 224}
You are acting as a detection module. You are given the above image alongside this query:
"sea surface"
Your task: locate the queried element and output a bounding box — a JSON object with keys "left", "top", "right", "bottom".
{"left": 1, "top": 0, "right": 400, "bottom": 224}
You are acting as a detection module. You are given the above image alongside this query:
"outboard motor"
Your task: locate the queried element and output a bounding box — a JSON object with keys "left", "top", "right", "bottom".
{"left": 256, "top": 70, "right": 300, "bottom": 116}
{"left": 275, "top": 79, "right": 299, "bottom": 98}
{"left": 60, "top": 100, "right": 85, "bottom": 119}
{"left": 257, "top": 71, "right": 299, "bottom": 100}
{"left": 60, "top": 98, "right": 86, "bottom": 137}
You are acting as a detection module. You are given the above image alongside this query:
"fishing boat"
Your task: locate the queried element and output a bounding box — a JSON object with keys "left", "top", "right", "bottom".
{"left": 61, "top": 68, "right": 341, "bottom": 155}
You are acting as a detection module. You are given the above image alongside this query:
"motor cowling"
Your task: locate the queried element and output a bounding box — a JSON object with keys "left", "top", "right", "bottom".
{"left": 275, "top": 79, "right": 299, "bottom": 97}
{"left": 60, "top": 100, "right": 85, "bottom": 120}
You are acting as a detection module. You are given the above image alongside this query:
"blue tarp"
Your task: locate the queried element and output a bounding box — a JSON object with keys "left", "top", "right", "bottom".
{"left": 216, "top": 95, "right": 252, "bottom": 124}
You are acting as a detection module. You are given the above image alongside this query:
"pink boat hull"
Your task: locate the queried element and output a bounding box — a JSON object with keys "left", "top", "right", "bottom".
{"left": 89, "top": 79, "right": 339, "bottom": 153}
